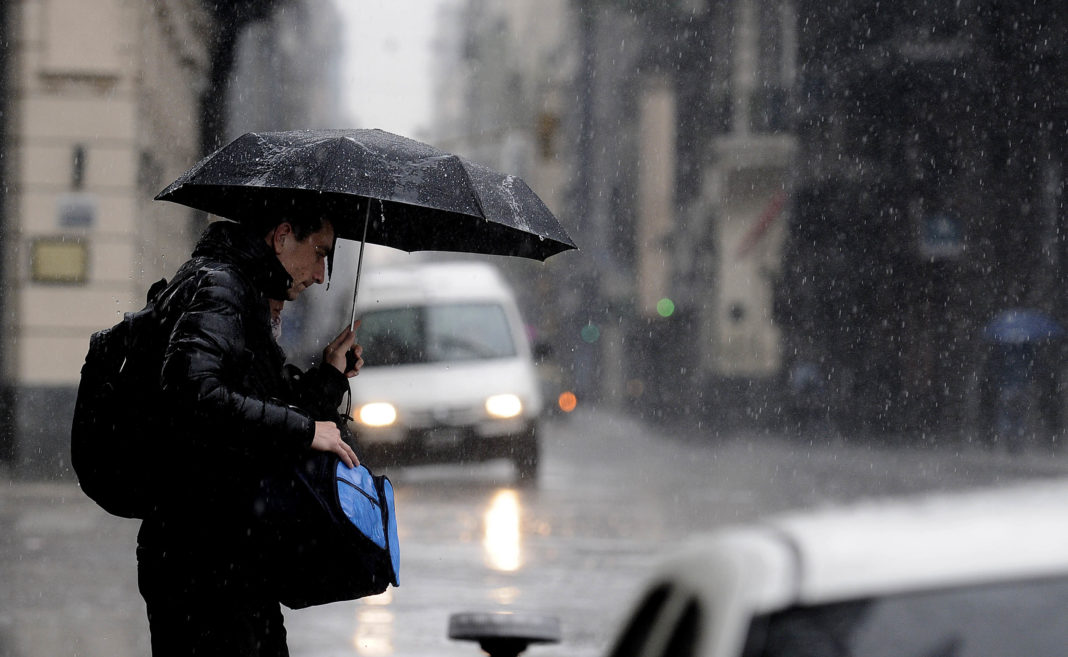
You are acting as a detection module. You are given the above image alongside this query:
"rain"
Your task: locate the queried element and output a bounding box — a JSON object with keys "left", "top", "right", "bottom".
{"left": 1, "top": 1, "right": 1067, "bottom": 656}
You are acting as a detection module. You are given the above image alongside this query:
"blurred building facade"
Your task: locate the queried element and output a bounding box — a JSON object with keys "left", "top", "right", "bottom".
{"left": 429, "top": 0, "right": 588, "bottom": 398}
{"left": 226, "top": 0, "right": 345, "bottom": 137}
{"left": 434, "top": 0, "right": 796, "bottom": 424}
{"left": 781, "top": 1, "right": 1068, "bottom": 436}
{"left": 0, "top": 0, "right": 344, "bottom": 475}
{"left": 437, "top": 0, "right": 1066, "bottom": 439}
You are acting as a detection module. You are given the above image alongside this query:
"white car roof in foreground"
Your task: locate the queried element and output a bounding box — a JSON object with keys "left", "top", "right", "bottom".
{"left": 657, "top": 478, "right": 1068, "bottom": 613}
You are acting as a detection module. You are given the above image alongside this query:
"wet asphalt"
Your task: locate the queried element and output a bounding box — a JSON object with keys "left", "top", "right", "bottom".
{"left": 3, "top": 407, "right": 1068, "bottom": 657}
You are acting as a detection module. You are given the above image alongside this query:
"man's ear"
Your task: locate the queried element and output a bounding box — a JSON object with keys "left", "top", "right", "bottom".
{"left": 268, "top": 222, "right": 294, "bottom": 254}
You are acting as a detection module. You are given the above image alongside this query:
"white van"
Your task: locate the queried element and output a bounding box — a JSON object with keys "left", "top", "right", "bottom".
{"left": 346, "top": 261, "right": 544, "bottom": 483}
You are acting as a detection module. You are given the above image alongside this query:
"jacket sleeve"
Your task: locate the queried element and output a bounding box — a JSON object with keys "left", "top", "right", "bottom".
{"left": 160, "top": 269, "right": 314, "bottom": 455}
{"left": 283, "top": 363, "right": 350, "bottom": 422}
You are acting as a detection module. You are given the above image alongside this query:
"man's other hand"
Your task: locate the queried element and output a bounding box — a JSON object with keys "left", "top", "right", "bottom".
{"left": 311, "top": 420, "right": 359, "bottom": 468}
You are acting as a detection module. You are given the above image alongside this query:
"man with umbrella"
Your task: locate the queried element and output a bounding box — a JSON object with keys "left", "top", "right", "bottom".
{"left": 137, "top": 213, "right": 362, "bottom": 656}
{"left": 147, "top": 128, "right": 576, "bottom": 655}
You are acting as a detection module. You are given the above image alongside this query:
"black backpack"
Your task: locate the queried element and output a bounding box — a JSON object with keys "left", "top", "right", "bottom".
{"left": 71, "top": 278, "right": 169, "bottom": 518}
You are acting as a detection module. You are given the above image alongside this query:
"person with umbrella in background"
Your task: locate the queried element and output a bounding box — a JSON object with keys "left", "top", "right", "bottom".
{"left": 137, "top": 213, "right": 363, "bottom": 657}
{"left": 980, "top": 308, "right": 1065, "bottom": 450}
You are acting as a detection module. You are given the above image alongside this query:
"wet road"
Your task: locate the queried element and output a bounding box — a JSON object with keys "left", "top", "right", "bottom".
{"left": 4, "top": 407, "right": 1068, "bottom": 657}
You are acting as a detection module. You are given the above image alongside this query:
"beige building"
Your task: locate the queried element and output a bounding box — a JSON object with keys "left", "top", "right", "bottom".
{"left": 699, "top": 0, "right": 797, "bottom": 380}
{"left": 2, "top": 0, "right": 212, "bottom": 472}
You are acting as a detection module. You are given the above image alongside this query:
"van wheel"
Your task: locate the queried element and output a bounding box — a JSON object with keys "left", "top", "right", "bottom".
{"left": 513, "top": 426, "right": 539, "bottom": 485}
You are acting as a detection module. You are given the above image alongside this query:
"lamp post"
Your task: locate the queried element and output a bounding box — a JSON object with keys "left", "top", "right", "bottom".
{"left": 0, "top": 0, "right": 13, "bottom": 464}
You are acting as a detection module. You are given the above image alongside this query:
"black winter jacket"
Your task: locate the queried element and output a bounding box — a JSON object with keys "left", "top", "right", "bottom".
{"left": 137, "top": 221, "right": 348, "bottom": 586}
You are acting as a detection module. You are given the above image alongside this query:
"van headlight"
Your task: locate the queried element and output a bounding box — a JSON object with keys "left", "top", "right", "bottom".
{"left": 485, "top": 394, "right": 523, "bottom": 419}
{"left": 358, "top": 402, "right": 398, "bottom": 427}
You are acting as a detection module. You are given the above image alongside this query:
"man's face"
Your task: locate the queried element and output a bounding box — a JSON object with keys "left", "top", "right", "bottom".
{"left": 271, "top": 221, "right": 335, "bottom": 300}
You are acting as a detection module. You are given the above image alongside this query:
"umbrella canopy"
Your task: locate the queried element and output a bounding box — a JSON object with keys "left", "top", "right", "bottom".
{"left": 155, "top": 129, "right": 576, "bottom": 261}
{"left": 982, "top": 308, "right": 1065, "bottom": 344}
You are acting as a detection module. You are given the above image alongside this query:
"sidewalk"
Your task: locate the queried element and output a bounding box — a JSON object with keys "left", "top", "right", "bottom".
{"left": 0, "top": 476, "right": 148, "bottom": 657}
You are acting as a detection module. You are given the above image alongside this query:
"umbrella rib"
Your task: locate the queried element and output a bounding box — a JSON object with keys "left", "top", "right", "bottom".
{"left": 455, "top": 161, "right": 488, "bottom": 221}
{"left": 318, "top": 138, "right": 353, "bottom": 191}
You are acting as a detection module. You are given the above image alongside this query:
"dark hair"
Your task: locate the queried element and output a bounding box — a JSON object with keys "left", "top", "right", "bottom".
{"left": 271, "top": 215, "right": 336, "bottom": 281}
{"left": 265, "top": 215, "right": 333, "bottom": 241}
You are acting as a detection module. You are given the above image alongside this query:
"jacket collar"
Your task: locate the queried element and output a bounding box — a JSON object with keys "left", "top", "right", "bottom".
{"left": 192, "top": 221, "right": 292, "bottom": 300}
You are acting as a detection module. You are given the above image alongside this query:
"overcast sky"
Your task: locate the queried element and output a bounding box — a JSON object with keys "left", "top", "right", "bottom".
{"left": 334, "top": 0, "right": 455, "bottom": 138}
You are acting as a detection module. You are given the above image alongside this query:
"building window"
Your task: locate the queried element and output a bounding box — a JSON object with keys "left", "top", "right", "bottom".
{"left": 752, "top": 0, "right": 795, "bottom": 133}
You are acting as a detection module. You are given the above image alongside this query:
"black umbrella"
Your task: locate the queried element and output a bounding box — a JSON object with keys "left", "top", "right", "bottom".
{"left": 156, "top": 129, "right": 576, "bottom": 329}
{"left": 156, "top": 129, "right": 575, "bottom": 258}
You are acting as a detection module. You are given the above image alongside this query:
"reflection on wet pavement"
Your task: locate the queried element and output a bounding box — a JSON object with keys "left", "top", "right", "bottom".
{"left": 484, "top": 490, "right": 521, "bottom": 572}
{"left": 353, "top": 591, "right": 394, "bottom": 657}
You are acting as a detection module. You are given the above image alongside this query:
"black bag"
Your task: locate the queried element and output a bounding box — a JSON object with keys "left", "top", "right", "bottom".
{"left": 71, "top": 278, "right": 168, "bottom": 519}
{"left": 263, "top": 452, "right": 400, "bottom": 609}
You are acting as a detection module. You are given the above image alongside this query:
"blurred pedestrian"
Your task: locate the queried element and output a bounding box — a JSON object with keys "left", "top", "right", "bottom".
{"left": 136, "top": 217, "right": 363, "bottom": 657}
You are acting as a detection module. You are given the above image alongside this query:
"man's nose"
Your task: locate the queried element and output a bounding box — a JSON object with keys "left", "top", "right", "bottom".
{"left": 313, "top": 260, "right": 326, "bottom": 284}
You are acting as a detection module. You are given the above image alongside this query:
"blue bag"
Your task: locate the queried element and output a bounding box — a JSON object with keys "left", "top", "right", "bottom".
{"left": 269, "top": 455, "right": 400, "bottom": 609}
{"left": 335, "top": 463, "right": 401, "bottom": 586}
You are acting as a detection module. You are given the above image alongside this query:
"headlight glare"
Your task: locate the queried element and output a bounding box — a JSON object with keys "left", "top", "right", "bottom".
{"left": 485, "top": 394, "right": 523, "bottom": 419}
{"left": 359, "top": 402, "right": 397, "bottom": 427}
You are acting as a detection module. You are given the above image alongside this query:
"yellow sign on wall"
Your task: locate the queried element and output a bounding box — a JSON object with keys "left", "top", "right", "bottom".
{"left": 31, "top": 238, "right": 88, "bottom": 284}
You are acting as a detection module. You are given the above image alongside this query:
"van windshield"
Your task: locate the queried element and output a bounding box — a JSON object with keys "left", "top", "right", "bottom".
{"left": 358, "top": 303, "right": 517, "bottom": 366}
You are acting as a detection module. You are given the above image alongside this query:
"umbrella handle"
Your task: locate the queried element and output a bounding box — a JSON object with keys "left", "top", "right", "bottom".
{"left": 350, "top": 201, "right": 372, "bottom": 331}
{"left": 344, "top": 202, "right": 372, "bottom": 373}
